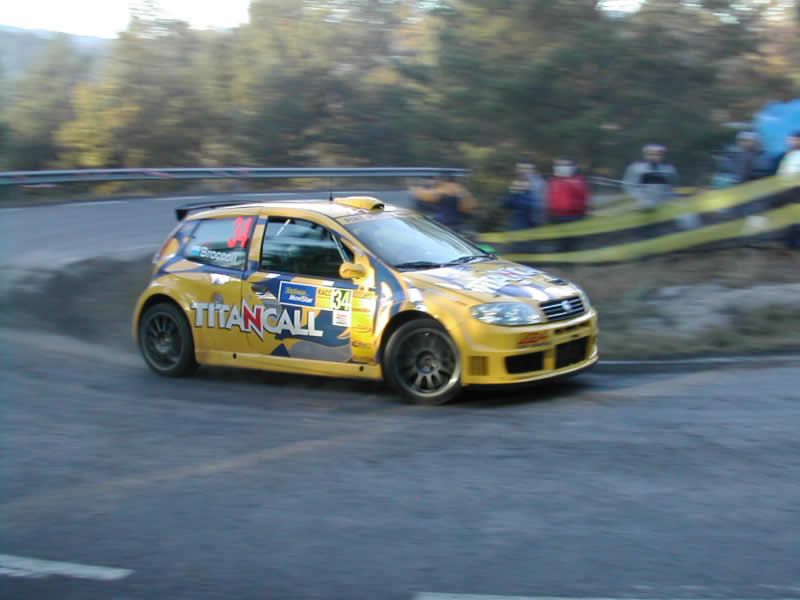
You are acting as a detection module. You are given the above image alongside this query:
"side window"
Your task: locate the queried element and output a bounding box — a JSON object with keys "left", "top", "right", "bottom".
{"left": 155, "top": 220, "right": 197, "bottom": 262}
{"left": 184, "top": 217, "right": 253, "bottom": 270}
{"left": 261, "top": 217, "right": 353, "bottom": 279}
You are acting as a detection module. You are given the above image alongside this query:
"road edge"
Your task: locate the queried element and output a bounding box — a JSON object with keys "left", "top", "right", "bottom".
{"left": 595, "top": 353, "right": 800, "bottom": 373}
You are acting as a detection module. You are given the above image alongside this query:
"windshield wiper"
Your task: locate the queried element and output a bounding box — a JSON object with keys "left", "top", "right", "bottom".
{"left": 394, "top": 260, "right": 444, "bottom": 271}
{"left": 444, "top": 255, "right": 494, "bottom": 266}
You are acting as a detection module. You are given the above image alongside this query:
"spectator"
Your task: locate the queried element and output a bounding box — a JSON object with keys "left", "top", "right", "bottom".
{"left": 731, "top": 131, "right": 771, "bottom": 183}
{"left": 409, "top": 177, "right": 437, "bottom": 215}
{"left": 547, "top": 158, "right": 589, "bottom": 224}
{"left": 623, "top": 144, "right": 679, "bottom": 209}
{"left": 526, "top": 161, "right": 548, "bottom": 225}
{"left": 711, "top": 144, "right": 740, "bottom": 189}
{"left": 410, "top": 174, "right": 477, "bottom": 232}
{"left": 777, "top": 130, "right": 800, "bottom": 177}
{"left": 503, "top": 163, "right": 545, "bottom": 230}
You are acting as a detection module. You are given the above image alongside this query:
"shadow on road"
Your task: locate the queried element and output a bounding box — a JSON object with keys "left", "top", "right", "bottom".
{"left": 458, "top": 378, "right": 593, "bottom": 409}
{"left": 196, "top": 362, "right": 594, "bottom": 409}
{"left": 130, "top": 362, "right": 592, "bottom": 413}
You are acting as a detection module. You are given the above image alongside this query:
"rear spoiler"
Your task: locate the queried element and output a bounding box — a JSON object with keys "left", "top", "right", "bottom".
{"left": 175, "top": 200, "right": 253, "bottom": 221}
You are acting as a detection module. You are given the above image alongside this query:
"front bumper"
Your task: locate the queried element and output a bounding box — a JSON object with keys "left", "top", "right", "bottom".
{"left": 459, "top": 310, "right": 599, "bottom": 386}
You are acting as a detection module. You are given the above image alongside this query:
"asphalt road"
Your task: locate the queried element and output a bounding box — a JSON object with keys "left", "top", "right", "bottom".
{"left": 1, "top": 192, "right": 799, "bottom": 599}
{"left": 1, "top": 326, "right": 799, "bottom": 600}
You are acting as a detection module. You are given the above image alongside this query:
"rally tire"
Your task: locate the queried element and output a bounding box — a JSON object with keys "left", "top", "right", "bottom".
{"left": 138, "top": 302, "right": 198, "bottom": 377}
{"left": 383, "top": 318, "right": 462, "bottom": 405}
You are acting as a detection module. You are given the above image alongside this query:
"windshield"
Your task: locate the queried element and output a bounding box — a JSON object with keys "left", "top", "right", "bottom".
{"left": 344, "top": 214, "right": 492, "bottom": 270}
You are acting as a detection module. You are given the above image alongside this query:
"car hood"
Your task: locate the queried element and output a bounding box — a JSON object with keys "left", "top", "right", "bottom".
{"left": 403, "top": 259, "right": 582, "bottom": 304}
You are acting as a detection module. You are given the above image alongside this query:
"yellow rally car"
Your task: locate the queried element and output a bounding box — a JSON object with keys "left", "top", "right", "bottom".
{"left": 133, "top": 196, "right": 598, "bottom": 404}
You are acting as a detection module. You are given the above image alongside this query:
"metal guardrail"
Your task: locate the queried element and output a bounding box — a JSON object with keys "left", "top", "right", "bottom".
{"left": 0, "top": 167, "right": 469, "bottom": 186}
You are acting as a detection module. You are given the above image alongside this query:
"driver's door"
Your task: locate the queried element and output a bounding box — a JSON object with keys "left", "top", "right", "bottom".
{"left": 241, "top": 216, "right": 376, "bottom": 364}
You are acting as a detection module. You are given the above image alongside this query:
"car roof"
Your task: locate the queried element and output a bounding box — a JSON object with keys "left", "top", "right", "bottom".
{"left": 184, "top": 197, "right": 405, "bottom": 222}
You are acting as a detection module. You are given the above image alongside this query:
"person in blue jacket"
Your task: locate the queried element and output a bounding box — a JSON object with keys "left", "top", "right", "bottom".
{"left": 503, "top": 162, "right": 545, "bottom": 230}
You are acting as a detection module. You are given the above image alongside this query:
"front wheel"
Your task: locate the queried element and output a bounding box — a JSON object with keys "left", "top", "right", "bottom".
{"left": 383, "top": 318, "right": 462, "bottom": 405}
{"left": 138, "top": 302, "right": 197, "bottom": 377}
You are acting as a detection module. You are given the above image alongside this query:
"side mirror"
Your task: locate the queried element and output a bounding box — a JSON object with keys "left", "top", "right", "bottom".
{"left": 339, "top": 262, "right": 368, "bottom": 280}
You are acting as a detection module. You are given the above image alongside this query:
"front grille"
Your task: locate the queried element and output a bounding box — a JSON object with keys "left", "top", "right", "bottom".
{"left": 556, "top": 338, "right": 589, "bottom": 369}
{"left": 469, "top": 356, "right": 489, "bottom": 376}
{"left": 506, "top": 351, "right": 544, "bottom": 374}
{"left": 540, "top": 296, "right": 585, "bottom": 322}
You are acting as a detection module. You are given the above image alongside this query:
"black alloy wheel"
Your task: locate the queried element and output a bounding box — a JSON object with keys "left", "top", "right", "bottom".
{"left": 384, "top": 318, "right": 462, "bottom": 405}
{"left": 139, "top": 302, "right": 197, "bottom": 377}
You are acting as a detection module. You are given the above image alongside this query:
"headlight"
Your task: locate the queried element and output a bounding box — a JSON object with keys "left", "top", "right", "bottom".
{"left": 576, "top": 288, "right": 592, "bottom": 310}
{"left": 471, "top": 302, "right": 542, "bottom": 326}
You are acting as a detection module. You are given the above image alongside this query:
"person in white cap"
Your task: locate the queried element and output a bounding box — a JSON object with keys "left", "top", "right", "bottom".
{"left": 623, "top": 144, "right": 679, "bottom": 209}
{"left": 777, "top": 130, "right": 800, "bottom": 177}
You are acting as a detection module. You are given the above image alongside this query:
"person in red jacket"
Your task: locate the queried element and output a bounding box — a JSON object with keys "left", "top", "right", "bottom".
{"left": 547, "top": 157, "right": 588, "bottom": 223}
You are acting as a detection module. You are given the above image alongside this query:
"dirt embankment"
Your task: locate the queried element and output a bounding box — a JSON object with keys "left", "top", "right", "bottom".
{"left": 0, "top": 257, "right": 153, "bottom": 350}
{"left": 550, "top": 247, "right": 800, "bottom": 358}
{"left": 1, "top": 247, "right": 798, "bottom": 359}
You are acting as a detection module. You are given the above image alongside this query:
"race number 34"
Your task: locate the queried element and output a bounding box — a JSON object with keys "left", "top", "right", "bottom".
{"left": 332, "top": 289, "right": 352, "bottom": 311}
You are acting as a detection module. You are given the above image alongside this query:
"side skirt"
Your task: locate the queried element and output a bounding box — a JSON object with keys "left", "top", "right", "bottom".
{"left": 196, "top": 350, "right": 384, "bottom": 380}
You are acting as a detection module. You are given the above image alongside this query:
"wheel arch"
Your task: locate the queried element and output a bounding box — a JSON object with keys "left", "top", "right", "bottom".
{"left": 378, "top": 309, "right": 463, "bottom": 404}
{"left": 134, "top": 293, "right": 194, "bottom": 349}
{"left": 378, "top": 310, "right": 452, "bottom": 363}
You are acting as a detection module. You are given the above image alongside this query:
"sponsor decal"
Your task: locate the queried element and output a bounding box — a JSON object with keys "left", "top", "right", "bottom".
{"left": 407, "top": 287, "right": 425, "bottom": 303}
{"left": 191, "top": 300, "right": 322, "bottom": 339}
{"left": 189, "top": 245, "right": 245, "bottom": 267}
{"left": 495, "top": 266, "right": 540, "bottom": 278}
{"left": 210, "top": 273, "right": 232, "bottom": 285}
{"left": 279, "top": 282, "right": 318, "bottom": 308}
{"left": 434, "top": 267, "right": 551, "bottom": 300}
{"left": 350, "top": 289, "right": 377, "bottom": 330}
{"left": 333, "top": 310, "right": 351, "bottom": 327}
{"left": 320, "top": 287, "right": 353, "bottom": 311}
{"left": 279, "top": 281, "right": 354, "bottom": 314}
{"left": 518, "top": 331, "right": 550, "bottom": 347}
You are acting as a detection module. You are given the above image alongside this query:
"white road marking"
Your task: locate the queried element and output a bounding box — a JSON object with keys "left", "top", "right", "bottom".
{"left": 415, "top": 596, "right": 543, "bottom": 600}
{"left": 601, "top": 355, "right": 800, "bottom": 366}
{"left": 154, "top": 195, "right": 205, "bottom": 201}
{"left": 0, "top": 553, "right": 132, "bottom": 581}
{"left": 0, "top": 207, "right": 24, "bottom": 213}
{"left": 60, "top": 200, "right": 127, "bottom": 207}
{"left": 414, "top": 596, "right": 800, "bottom": 600}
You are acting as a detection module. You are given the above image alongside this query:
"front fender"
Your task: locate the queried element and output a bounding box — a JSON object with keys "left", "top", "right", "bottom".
{"left": 386, "top": 288, "right": 471, "bottom": 358}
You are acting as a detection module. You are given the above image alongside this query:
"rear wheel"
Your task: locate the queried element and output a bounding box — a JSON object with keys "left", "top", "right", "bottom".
{"left": 383, "top": 318, "right": 462, "bottom": 405}
{"left": 138, "top": 302, "right": 197, "bottom": 377}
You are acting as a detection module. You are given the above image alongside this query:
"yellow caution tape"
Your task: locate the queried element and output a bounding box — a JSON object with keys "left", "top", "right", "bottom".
{"left": 500, "top": 203, "right": 800, "bottom": 264}
{"left": 480, "top": 176, "right": 799, "bottom": 243}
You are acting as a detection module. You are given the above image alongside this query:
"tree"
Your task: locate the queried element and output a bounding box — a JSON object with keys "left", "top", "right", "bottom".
{"left": 6, "top": 0, "right": 798, "bottom": 191}
{"left": 6, "top": 35, "right": 92, "bottom": 169}
{"left": 58, "top": 16, "right": 216, "bottom": 167}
